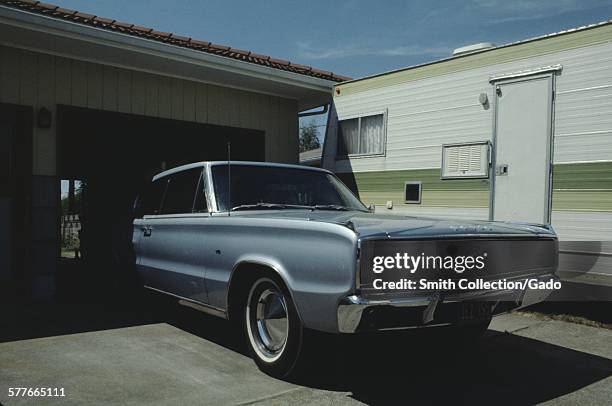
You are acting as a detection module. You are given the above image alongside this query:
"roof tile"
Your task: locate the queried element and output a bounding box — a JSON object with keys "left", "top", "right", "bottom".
{"left": 189, "top": 39, "right": 211, "bottom": 48}
{"left": 311, "top": 67, "right": 333, "bottom": 77}
{"left": 269, "top": 57, "right": 290, "bottom": 66}
{"left": 54, "top": 7, "right": 76, "bottom": 15}
{"left": 93, "top": 16, "right": 115, "bottom": 25}
{"left": 112, "top": 20, "right": 133, "bottom": 29}
{"left": 249, "top": 52, "right": 270, "bottom": 61}
{"left": 228, "top": 47, "right": 250, "bottom": 56}
{"left": 150, "top": 30, "right": 172, "bottom": 39}
{"left": 208, "top": 43, "right": 230, "bottom": 51}
{"left": 289, "top": 62, "right": 312, "bottom": 71}
{"left": 36, "top": 2, "right": 57, "bottom": 10}
{"left": 333, "top": 73, "right": 353, "bottom": 81}
{"left": 170, "top": 34, "right": 191, "bottom": 42}
{"left": 73, "top": 11, "right": 95, "bottom": 20}
{"left": 131, "top": 24, "right": 153, "bottom": 33}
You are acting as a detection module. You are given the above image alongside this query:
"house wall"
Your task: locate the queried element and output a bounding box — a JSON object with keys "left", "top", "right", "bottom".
{"left": 0, "top": 45, "right": 300, "bottom": 176}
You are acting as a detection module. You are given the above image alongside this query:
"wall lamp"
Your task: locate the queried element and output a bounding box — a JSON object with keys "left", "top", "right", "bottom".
{"left": 37, "top": 107, "right": 52, "bottom": 129}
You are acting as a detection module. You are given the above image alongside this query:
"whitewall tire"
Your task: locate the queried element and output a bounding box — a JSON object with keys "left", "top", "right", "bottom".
{"left": 244, "top": 276, "right": 303, "bottom": 377}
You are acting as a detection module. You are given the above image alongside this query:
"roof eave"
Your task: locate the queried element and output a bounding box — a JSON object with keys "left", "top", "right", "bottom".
{"left": 0, "top": 4, "right": 334, "bottom": 109}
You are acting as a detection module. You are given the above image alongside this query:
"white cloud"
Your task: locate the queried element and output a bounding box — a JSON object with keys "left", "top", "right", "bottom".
{"left": 296, "top": 42, "right": 450, "bottom": 60}
{"left": 472, "top": 0, "right": 612, "bottom": 23}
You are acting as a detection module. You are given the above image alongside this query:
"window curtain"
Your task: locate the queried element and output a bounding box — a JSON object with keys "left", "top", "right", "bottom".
{"left": 360, "top": 114, "right": 384, "bottom": 154}
{"left": 338, "top": 118, "right": 359, "bottom": 155}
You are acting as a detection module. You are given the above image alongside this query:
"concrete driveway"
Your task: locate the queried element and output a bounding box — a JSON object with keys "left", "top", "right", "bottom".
{"left": 1, "top": 301, "right": 610, "bottom": 405}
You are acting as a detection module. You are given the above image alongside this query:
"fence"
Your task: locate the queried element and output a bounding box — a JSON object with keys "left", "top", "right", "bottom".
{"left": 61, "top": 214, "right": 81, "bottom": 256}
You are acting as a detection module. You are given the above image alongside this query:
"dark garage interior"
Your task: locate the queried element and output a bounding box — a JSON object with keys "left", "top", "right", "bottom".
{"left": 0, "top": 103, "right": 32, "bottom": 294}
{"left": 56, "top": 105, "right": 265, "bottom": 300}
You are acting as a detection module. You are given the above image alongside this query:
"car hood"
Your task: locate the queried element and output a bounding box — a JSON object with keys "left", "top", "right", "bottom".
{"left": 233, "top": 210, "right": 556, "bottom": 239}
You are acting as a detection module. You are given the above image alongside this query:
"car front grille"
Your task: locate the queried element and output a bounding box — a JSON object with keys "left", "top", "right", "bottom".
{"left": 358, "top": 237, "right": 558, "bottom": 296}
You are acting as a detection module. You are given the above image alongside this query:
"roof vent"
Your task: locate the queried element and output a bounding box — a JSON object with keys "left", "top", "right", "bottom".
{"left": 452, "top": 42, "right": 496, "bottom": 56}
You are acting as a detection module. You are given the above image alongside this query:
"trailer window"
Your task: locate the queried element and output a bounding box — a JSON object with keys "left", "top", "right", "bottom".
{"left": 338, "top": 113, "right": 385, "bottom": 156}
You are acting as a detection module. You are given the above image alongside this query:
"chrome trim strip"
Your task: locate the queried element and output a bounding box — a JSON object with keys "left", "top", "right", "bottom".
{"left": 374, "top": 322, "right": 453, "bottom": 332}
{"left": 144, "top": 285, "right": 227, "bottom": 319}
{"left": 357, "top": 234, "right": 557, "bottom": 242}
{"left": 178, "top": 300, "right": 226, "bottom": 318}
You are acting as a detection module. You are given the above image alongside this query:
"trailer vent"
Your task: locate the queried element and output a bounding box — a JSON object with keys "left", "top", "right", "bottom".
{"left": 452, "top": 42, "right": 495, "bottom": 56}
{"left": 404, "top": 181, "right": 422, "bottom": 204}
{"left": 441, "top": 141, "right": 490, "bottom": 179}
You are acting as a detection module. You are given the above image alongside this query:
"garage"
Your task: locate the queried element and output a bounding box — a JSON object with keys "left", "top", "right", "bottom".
{"left": 57, "top": 106, "right": 266, "bottom": 297}
{"left": 0, "top": 0, "right": 346, "bottom": 301}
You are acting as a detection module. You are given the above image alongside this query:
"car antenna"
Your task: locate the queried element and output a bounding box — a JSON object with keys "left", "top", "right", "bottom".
{"left": 227, "top": 141, "right": 231, "bottom": 217}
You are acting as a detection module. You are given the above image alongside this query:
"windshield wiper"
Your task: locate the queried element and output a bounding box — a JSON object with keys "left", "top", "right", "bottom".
{"left": 230, "top": 203, "right": 360, "bottom": 212}
{"left": 311, "top": 204, "right": 352, "bottom": 211}
{"left": 230, "top": 203, "right": 311, "bottom": 211}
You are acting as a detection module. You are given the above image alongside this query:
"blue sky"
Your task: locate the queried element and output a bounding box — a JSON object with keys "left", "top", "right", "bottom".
{"left": 56, "top": 0, "right": 611, "bottom": 79}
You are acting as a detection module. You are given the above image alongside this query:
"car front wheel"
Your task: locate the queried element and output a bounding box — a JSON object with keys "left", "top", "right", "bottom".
{"left": 244, "top": 276, "right": 303, "bottom": 378}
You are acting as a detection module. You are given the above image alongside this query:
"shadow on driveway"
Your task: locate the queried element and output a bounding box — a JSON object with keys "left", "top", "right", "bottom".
{"left": 1, "top": 292, "right": 610, "bottom": 405}
{"left": 293, "top": 329, "right": 612, "bottom": 405}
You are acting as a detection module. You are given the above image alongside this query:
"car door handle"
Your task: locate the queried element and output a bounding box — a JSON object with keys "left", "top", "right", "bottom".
{"left": 142, "top": 226, "right": 152, "bottom": 237}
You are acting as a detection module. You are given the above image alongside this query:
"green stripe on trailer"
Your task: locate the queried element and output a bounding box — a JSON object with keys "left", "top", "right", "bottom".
{"left": 553, "top": 162, "right": 612, "bottom": 190}
{"left": 341, "top": 162, "right": 612, "bottom": 211}
{"left": 351, "top": 168, "right": 489, "bottom": 192}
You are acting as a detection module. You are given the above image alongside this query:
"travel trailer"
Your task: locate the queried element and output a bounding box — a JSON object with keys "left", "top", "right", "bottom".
{"left": 322, "top": 21, "right": 612, "bottom": 295}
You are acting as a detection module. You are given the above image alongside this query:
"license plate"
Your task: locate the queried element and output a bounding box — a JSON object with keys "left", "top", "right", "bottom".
{"left": 458, "top": 302, "right": 491, "bottom": 321}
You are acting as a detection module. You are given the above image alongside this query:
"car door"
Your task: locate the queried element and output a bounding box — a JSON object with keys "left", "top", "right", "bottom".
{"left": 140, "top": 168, "right": 209, "bottom": 303}
{"left": 133, "top": 177, "right": 168, "bottom": 290}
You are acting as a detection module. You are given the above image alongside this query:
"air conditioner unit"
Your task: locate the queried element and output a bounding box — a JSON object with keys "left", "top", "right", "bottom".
{"left": 441, "top": 141, "right": 490, "bottom": 179}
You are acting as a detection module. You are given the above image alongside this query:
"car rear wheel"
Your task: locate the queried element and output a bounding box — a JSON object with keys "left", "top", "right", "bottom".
{"left": 244, "top": 276, "right": 303, "bottom": 377}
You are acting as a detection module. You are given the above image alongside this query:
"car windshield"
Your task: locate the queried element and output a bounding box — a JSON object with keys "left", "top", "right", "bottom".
{"left": 211, "top": 164, "right": 368, "bottom": 212}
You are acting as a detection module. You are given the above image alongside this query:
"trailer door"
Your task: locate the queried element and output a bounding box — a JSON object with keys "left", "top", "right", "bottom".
{"left": 491, "top": 73, "right": 555, "bottom": 224}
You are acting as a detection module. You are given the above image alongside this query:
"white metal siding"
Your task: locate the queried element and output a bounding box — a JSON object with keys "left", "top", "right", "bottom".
{"left": 333, "top": 41, "right": 612, "bottom": 173}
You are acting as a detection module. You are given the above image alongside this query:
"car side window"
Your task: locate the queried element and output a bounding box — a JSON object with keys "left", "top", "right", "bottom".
{"left": 136, "top": 178, "right": 168, "bottom": 217}
{"left": 160, "top": 168, "right": 203, "bottom": 215}
{"left": 193, "top": 172, "right": 208, "bottom": 213}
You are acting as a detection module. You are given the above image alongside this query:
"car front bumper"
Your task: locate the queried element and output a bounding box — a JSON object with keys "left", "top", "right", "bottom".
{"left": 337, "top": 274, "right": 559, "bottom": 333}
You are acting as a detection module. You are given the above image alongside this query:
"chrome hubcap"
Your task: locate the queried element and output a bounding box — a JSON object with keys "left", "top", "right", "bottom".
{"left": 248, "top": 282, "right": 289, "bottom": 361}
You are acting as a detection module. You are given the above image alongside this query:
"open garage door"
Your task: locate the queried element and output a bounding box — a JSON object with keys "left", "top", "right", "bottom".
{"left": 0, "top": 104, "right": 32, "bottom": 291}
{"left": 56, "top": 106, "right": 265, "bottom": 296}
{"left": 58, "top": 105, "right": 265, "bottom": 180}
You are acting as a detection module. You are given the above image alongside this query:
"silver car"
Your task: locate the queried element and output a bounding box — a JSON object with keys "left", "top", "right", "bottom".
{"left": 133, "top": 161, "right": 559, "bottom": 377}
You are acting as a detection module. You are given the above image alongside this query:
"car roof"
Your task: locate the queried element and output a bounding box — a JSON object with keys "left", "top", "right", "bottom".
{"left": 152, "top": 161, "right": 331, "bottom": 181}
